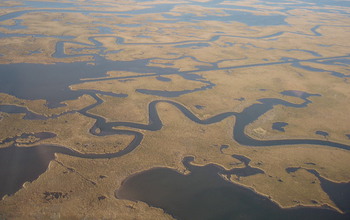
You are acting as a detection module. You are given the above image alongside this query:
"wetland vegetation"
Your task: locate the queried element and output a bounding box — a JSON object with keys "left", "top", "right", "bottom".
{"left": 0, "top": 0, "right": 349, "bottom": 219}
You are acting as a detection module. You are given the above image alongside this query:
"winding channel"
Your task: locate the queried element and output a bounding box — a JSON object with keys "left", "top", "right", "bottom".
{"left": 1, "top": 89, "right": 350, "bottom": 199}
{"left": 79, "top": 90, "right": 350, "bottom": 151}
{"left": 1, "top": 1, "right": 350, "bottom": 216}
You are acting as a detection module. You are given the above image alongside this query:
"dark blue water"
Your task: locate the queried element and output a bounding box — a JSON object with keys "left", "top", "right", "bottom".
{"left": 0, "top": 57, "right": 174, "bottom": 107}
{"left": 287, "top": 49, "right": 322, "bottom": 57}
{"left": 2, "top": 91, "right": 349, "bottom": 203}
{"left": 0, "top": 105, "right": 44, "bottom": 119}
{"left": 195, "top": 105, "right": 205, "bottom": 109}
{"left": 0, "top": 19, "right": 26, "bottom": 30}
{"left": 94, "top": 26, "right": 114, "bottom": 34}
{"left": 0, "top": 104, "right": 76, "bottom": 119}
{"left": 1, "top": 0, "right": 349, "bottom": 217}
{"left": 269, "top": 0, "right": 350, "bottom": 7}
{"left": 135, "top": 81, "right": 214, "bottom": 97}
{"left": 0, "top": 2, "right": 287, "bottom": 27}
{"left": 24, "top": 1, "right": 80, "bottom": 8}
{"left": 316, "top": 131, "right": 329, "bottom": 138}
{"left": 116, "top": 157, "right": 350, "bottom": 220}
{"left": 174, "top": 43, "right": 210, "bottom": 48}
{"left": 286, "top": 167, "right": 350, "bottom": 213}
{"left": 156, "top": 76, "right": 172, "bottom": 82}
{"left": 272, "top": 122, "right": 289, "bottom": 132}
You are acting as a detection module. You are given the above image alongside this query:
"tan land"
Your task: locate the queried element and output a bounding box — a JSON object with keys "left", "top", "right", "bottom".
{"left": 0, "top": 0, "right": 349, "bottom": 219}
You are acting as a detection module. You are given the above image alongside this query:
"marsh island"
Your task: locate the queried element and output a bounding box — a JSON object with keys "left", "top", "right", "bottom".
{"left": 0, "top": 0, "right": 349, "bottom": 219}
